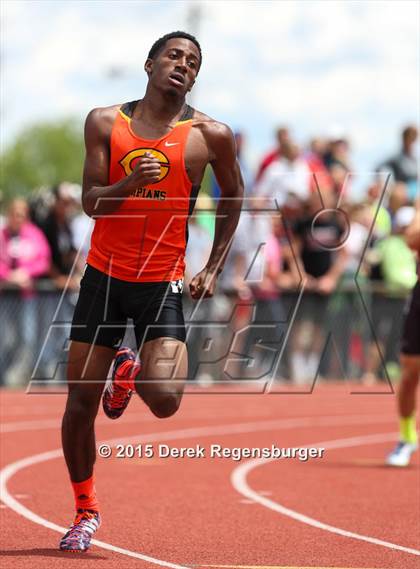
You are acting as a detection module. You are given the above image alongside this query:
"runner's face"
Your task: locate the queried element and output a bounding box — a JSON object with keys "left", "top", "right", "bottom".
{"left": 146, "top": 38, "right": 200, "bottom": 96}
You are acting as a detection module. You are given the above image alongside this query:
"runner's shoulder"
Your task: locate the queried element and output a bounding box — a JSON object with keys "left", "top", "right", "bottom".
{"left": 191, "top": 110, "right": 235, "bottom": 155}
{"left": 85, "top": 104, "right": 121, "bottom": 140}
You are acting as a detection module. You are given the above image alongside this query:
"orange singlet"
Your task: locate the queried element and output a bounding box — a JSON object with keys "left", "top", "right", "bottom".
{"left": 87, "top": 101, "right": 198, "bottom": 282}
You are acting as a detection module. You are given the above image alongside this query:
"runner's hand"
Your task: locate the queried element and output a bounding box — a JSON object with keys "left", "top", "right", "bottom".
{"left": 128, "top": 152, "right": 161, "bottom": 187}
{"left": 189, "top": 267, "right": 219, "bottom": 299}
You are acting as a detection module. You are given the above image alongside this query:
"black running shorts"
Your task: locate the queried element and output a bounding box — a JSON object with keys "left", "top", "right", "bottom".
{"left": 401, "top": 280, "right": 420, "bottom": 356}
{"left": 70, "top": 265, "right": 186, "bottom": 349}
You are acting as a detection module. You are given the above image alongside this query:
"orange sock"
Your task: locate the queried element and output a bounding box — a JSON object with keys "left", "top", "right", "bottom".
{"left": 71, "top": 475, "right": 99, "bottom": 512}
{"left": 115, "top": 360, "right": 141, "bottom": 391}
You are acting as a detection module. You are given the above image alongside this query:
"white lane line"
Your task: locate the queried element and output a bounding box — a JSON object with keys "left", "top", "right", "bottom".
{"left": 0, "top": 406, "right": 272, "bottom": 434}
{"left": 1, "top": 419, "right": 73, "bottom": 433}
{"left": 0, "top": 414, "right": 156, "bottom": 434}
{"left": 0, "top": 405, "right": 62, "bottom": 416}
{"left": 231, "top": 432, "right": 420, "bottom": 557}
{"left": 0, "top": 415, "right": 406, "bottom": 567}
{"left": 0, "top": 448, "right": 189, "bottom": 568}
{"left": 0, "top": 410, "right": 224, "bottom": 433}
{"left": 0, "top": 413, "right": 393, "bottom": 434}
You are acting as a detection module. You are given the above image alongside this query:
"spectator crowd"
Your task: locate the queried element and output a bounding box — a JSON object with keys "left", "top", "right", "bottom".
{"left": 0, "top": 124, "right": 418, "bottom": 386}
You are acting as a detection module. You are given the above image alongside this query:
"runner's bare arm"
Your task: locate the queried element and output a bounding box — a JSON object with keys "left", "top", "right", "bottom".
{"left": 82, "top": 108, "right": 161, "bottom": 217}
{"left": 206, "top": 124, "right": 244, "bottom": 271}
{"left": 189, "top": 123, "right": 244, "bottom": 299}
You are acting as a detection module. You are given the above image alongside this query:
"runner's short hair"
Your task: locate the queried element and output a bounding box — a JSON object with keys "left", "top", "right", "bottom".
{"left": 148, "top": 31, "right": 202, "bottom": 69}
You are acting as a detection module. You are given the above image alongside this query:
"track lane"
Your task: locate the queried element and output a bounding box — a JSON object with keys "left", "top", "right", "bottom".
{"left": 1, "top": 389, "right": 419, "bottom": 569}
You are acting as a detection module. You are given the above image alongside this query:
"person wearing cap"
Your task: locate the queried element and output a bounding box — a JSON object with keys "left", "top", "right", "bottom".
{"left": 386, "top": 201, "right": 420, "bottom": 466}
{"left": 41, "top": 183, "right": 81, "bottom": 290}
{"left": 37, "top": 183, "right": 83, "bottom": 379}
{"left": 365, "top": 206, "right": 417, "bottom": 384}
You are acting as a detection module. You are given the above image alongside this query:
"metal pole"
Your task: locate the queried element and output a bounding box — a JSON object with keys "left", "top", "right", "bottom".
{"left": 186, "top": 1, "right": 203, "bottom": 106}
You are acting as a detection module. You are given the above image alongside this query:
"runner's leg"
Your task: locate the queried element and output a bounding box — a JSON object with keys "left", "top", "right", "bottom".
{"left": 62, "top": 340, "right": 115, "bottom": 482}
{"left": 137, "top": 337, "right": 188, "bottom": 418}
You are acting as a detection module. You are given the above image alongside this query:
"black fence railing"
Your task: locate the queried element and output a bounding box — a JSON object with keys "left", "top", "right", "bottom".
{"left": 0, "top": 280, "right": 410, "bottom": 387}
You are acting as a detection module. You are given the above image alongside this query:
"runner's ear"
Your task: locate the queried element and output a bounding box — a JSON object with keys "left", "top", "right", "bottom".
{"left": 144, "top": 58, "right": 153, "bottom": 77}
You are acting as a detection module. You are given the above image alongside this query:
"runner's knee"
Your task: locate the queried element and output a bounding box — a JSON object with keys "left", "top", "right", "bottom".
{"left": 400, "top": 355, "right": 420, "bottom": 386}
{"left": 400, "top": 369, "right": 419, "bottom": 389}
{"left": 65, "top": 388, "right": 101, "bottom": 421}
{"left": 149, "top": 392, "right": 181, "bottom": 418}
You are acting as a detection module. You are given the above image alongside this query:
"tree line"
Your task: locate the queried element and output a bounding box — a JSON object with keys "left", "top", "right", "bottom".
{"left": 1, "top": 119, "right": 84, "bottom": 202}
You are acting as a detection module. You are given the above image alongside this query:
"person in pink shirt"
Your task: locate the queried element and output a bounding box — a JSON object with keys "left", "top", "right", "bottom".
{"left": 0, "top": 198, "right": 51, "bottom": 291}
{"left": 0, "top": 198, "right": 51, "bottom": 384}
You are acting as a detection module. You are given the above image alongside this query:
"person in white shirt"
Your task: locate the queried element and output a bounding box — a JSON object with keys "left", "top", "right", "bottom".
{"left": 255, "top": 141, "right": 311, "bottom": 206}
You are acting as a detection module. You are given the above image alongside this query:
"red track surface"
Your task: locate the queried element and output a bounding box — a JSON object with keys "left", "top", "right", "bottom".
{"left": 1, "top": 385, "right": 419, "bottom": 569}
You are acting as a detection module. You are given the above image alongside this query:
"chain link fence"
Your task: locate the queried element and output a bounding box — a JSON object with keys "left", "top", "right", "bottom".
{"left": 0, "top": 280, "right": 410, "bottom": 388}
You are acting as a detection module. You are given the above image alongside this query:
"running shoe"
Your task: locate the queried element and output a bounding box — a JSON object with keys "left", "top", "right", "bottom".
{"left": 102, "top": 347, "right": 140, "bottom": 420}
{"left": 59, "top": 509, "right": 101, "bottom": 552}
{"left": 386, "top": 441, "right": 418, "bottom": 467}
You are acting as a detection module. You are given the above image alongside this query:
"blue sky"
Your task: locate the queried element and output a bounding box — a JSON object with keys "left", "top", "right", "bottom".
{"left": 1, "top": 0, "right": 419, "bottom": 195}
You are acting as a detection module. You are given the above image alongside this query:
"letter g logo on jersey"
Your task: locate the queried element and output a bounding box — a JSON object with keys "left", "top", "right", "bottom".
{"left": 119, "top": 148, "right": 170, "bottom": 182}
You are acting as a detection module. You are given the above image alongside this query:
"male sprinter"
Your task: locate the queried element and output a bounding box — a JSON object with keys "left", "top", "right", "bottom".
{"left": 60, "top": 31, "right": 243, "bottom": 551}
{"left": 386, "top": 202, "right": 420, "bottom": 466}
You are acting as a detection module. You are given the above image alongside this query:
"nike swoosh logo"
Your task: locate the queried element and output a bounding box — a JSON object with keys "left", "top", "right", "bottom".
{"left": 164, "top": 141, "right": 180, "bottom": 147}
